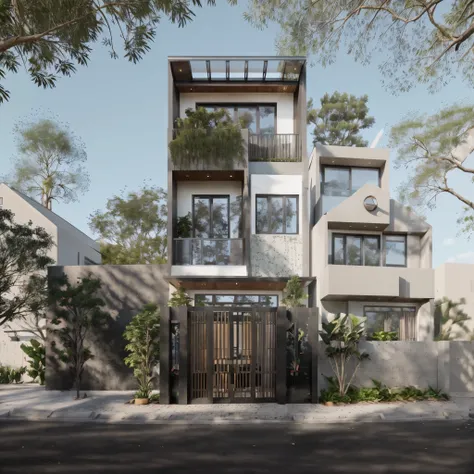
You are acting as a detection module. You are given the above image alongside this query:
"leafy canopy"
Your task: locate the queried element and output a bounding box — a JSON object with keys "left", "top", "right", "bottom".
{"left": 244, "top": 0, "right": 474, "bottom": 93}
{"left": 123, "top": 303, "right": 160, "bottom": 398}
{"left": 390, "top": 104, "right": 474, "bottom": 233}
{"left": 6, "top": 118, "right": 89, "bottom": 210}
{"left": 169, "top": 107, "right": 245, "bottom": 169}
{"left": 89, "top": 184, "right": 167, "bottom": 264}
{"left": 0, "top": 0, "right": 235, "bottom": 103}
{"left": 307, "top": 92, "right": 375, "bottom": 147}
{"left": 168, "top": 287, "right": 193, "bottom": 307}
{"left": 49, "top": 274, "right": 110, "bottom": 398}
{"left": 0, "top": 209, "right": 53, "bottom": 327}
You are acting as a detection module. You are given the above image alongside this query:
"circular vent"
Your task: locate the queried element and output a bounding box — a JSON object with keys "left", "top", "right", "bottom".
{"left": 364, "top": 196, "right": 378, "bottom": 212}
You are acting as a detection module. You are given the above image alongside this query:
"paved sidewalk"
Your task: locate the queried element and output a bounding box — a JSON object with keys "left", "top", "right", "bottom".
{"left": 0, "top": 384, "right": 472, "bottom": 424}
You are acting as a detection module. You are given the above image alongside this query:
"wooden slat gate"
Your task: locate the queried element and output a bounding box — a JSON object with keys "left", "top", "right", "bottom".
{"left": 188, "top": 307, "right": 277, "bottom": 403}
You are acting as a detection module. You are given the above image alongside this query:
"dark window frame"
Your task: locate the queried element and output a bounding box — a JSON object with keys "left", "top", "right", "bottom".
{"left": 383, "top": 234, "right": 407, "bottom": 267}
{"left": 197, "top": 103, "right": 278, "bottom": 134}
{"left": 321, "top": 165, "right": 381, "bottom": 196}
{"left": 363, "top": 305, "right": 417, "bottom": 341}
{"left": 192, "top": 195, "right": 231, "bottom": 239}
{"left": 331, "top": 233, "right": 381, "bottom": 266}
{"left": 255, "top": 194, "right": 299, "bottom": 235}
{"left": 194, "top": 294, "right": 279, "bottom": 307}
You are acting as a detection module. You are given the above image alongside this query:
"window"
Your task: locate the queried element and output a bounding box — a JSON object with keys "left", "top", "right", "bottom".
{"left": 198, "top": 104, "right": 276, "bottom": 134}
{"left": 384, "top": 235, "right": 406, "bottom": 267}
{"left": 322, "top": 166, "right": 380, "bottom": 196}
{"left": 364, "top": 306, "right": 417, "bottom": 341}
{"left": 256, "top": 195, "right": 298, "bottom": 234}
{"left": 193, "top": 195, "right": 229, "bottom": 238}
{"left": 331, "top": 234, "right": 380, "bottom": 266}
{"left": 195, "top": 294, "right": 278, "bottom": 307}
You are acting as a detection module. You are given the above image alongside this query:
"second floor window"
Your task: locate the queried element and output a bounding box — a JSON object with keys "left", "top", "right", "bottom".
{"left": 256, "top": 195, "right": 298, "bottom": 234}
{"left": 322, "top": 166, "right": 380, "bottom": 197}
{"left": 193, "top": 195, "right": 230, "bottom": 238}
{"left": 331, "top": 234, "right": 407, "bottom": 267}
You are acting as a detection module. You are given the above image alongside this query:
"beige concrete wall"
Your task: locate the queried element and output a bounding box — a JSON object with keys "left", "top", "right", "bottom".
{"left": 318, "top": 341, "right": 474, "bottom": 395}
{"left": 435, "top": 263, "right": 474, "bottom": 336}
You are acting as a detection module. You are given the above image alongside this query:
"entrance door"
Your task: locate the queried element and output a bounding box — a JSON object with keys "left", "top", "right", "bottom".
{"left": 189, "top": 307, "right": 277, "bottom": 403}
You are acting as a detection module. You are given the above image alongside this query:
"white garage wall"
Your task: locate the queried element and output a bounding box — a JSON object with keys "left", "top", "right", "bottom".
{"left": 179, "top": 93, "right": 294, "bottom": 134}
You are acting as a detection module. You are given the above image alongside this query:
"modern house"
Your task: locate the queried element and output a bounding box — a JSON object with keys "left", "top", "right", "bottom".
{"left": 0, "top": 183, "right": 101, "bottom": 369}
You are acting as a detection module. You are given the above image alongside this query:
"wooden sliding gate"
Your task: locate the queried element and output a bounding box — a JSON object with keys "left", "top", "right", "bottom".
{"left": 189, "top": 307, "right": 277, "bottom": 403}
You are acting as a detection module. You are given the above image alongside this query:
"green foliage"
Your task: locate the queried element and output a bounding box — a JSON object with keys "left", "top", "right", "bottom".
{"left": 370, "top": 331, "right": 398, "bottom": 342}
{"left": 176, "top": 213, "right": 192, "bottom": 238}
{"left": 20, "top": 339, "right": 46, "bottom": 385}
{"left": 0, "top": 1, "right": 232, "bottom": 103}
{"left": 0, "top": 209, "right": 54, "bottom": 327}
{"left": 89, "top": 184, "right": 167, "bottom": 264}
{"left": 282, "top": 275, "right": 308, "bottom": 308}
{"left": 168, "top": 288, "right": 193, "bottom": 307}
{"left": 320, "top": 378, "right": 449, "bottom": 404}
{"left": 169, "top": 108, "right": 245, "bottom": 169}
{"left": 0, "top": 365, "right": 26, "bottom": 384}
{"left": 244, "top": 0, "right": 474, "bottom": 93}
{"left": 320, "top": 313, "right": 369, "bottom": 397}
{"left": 390, "top": 104, "right": 474, "bottom": 221}
{"left": 124, "top": 303, "right": 160, "bottom": 399}
{"left": 434, "top": 297, "right": 472, "bottom": 341}
{"left": 50, "top": 274, "right": 110, "bottom": 399}
{"left": 148, "top": 393, "right": 160, "bottom": 403}
{"left": 307, "top": 93, "right": 375, "bottom": 147}
{"left": 5, "top": 118, "right": 89, "bottom": 210}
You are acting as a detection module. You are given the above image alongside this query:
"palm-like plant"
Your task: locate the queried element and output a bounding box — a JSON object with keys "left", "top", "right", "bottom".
{"left": 434, "top": 297, "right": 471, "bottom": 341}
{"left": 320, "top": 313, "right": 369, "bottom": 397}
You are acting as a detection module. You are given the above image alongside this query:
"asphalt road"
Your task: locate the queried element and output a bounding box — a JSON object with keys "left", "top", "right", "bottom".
{"left": 1, "top": 419, "right": 474, "bottom": 473}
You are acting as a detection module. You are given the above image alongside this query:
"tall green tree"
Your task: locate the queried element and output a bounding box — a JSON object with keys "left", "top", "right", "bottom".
{"left": 0, "top": 1, "right": 234, "bottom": 103}
{"left": 89, "top": 184, "right": 168, "bottom": 264}
{"left": 7, "top": 118, "right": 89, "bottom": 210}
{"left": 389, "top": 105, "right": 474, "bottom": 234}
{"left": 49, "top": 274, "right": 110, "bottom": 399}
{"left": 307, "top": 92, "right": 375, "bottom": 147}
{"left": 0, "top": 209, "right": 53, "bottom": 327}
{"left": 244, "top": 0, "right": 474, "bottom": 93}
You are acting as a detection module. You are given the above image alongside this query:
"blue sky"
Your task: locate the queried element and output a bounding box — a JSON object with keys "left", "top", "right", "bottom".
{"left": 0, "top": 2, "right": 472, "bottom": 267}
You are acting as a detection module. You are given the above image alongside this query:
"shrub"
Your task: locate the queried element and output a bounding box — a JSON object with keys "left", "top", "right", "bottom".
{"left": 20, "top": 339, "right": 45, "bottom": 385}
{"left": 370, "top": 331, "right": 399, "bottom": 341}
{"left": 0, "top": 365, "right": 26, "bottom": 384}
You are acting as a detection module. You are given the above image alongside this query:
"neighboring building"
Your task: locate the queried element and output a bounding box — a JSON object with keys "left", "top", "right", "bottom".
{"left": 435, "top": 263, "right": 474, "bottom": 338}
{"left": 309, "top": 144, "right": 435, "bottom": 341}
{"left": 0, "top": 183, "right": 101, "bottom": 368}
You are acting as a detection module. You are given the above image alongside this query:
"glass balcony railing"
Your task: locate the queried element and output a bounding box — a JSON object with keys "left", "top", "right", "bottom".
{"left": 173, "top": 238, "right": 244, "bottom": 265}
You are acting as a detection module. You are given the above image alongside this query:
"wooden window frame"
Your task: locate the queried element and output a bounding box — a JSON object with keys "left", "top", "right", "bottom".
{"left": 255, "top": 194, "right": 299, "bottom": 235}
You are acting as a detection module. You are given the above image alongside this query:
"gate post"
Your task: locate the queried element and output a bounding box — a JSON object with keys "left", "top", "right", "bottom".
{"left": 159, "top": 305, "right": 171, "bottom": 404}
{"left": 276, "top": 307, "right": 287, "bottom": 404}
{"left": 177, "top": 305, "right": 188, "bottom": 404}
{"left": 309, "top": 308, "right": 319, "bottom": 403}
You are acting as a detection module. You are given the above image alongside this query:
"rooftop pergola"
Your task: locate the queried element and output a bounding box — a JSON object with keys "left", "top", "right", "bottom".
{"left": 169, "top": 56, "right": 306, "bottom": 92}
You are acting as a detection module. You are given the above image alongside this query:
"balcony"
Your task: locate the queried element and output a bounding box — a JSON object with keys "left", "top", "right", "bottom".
{"left": 249, "top": 134, "right": 301, "bottom": 162}
{"left": 173, "top": 238, "right": 244, "bottom": 266}
{"left": 321, "top": 265, "right": 434, "bottom": 301}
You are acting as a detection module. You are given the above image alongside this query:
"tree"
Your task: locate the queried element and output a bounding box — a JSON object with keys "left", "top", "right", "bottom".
{"left": 434, "top": 297, "right": 472, "bottom": 341}
{"left": 168, "top": 287, "right": 193, "bottom": 307}
{"left": 0, "top": 0, "right": 234, "bottom": 103}
{"left": 389, "top": 104, "right": 474, "bottom": 232}
{"left": 89, "top": 184, "right": 167, "bottom": 264}
{"left": 0, "top": 209, "right": 53, "bottom": 328}
{"left": 307, "top": 92, "right": 375, "bottom": 147}
{"left": 244, "top": 0, "right": 474, "bottom": 93}
{"left": 7, "top": 118, "right": 89, "bottom": 210}
{"left": 282, "top": 275, "right": 308, "bottom": 308}
{"left": 49, "top": 274, "right": 110, "bottom": 399}
{"left": 123, "top": 303, "right": 160, "bottom": 400}
{"left": 20, "top": 339, "right": 46, "bottom": 385}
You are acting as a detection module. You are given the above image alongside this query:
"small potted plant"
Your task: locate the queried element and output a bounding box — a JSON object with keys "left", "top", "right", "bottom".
{"left": 134, "top": 389, "right": 150, "bottom": 405}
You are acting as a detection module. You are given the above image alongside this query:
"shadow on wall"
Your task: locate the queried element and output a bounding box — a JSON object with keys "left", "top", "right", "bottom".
{"left": 46, "top": 264, "right": 169, "bottom": 391}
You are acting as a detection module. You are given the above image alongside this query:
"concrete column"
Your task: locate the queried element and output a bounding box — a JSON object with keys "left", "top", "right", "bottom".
{"left": 417, "top": 300, "right": 434, "bottom": 341}
{"left": 159, "top": 305, "right": 171, "bottom": 404}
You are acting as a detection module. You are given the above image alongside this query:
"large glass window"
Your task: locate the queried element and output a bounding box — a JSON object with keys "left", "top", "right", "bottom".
{"left": 351, "top": 168, "right": 380, "bottom": 192}
{"left": 193, "top": 196, "right": 229, "bottom": 238}
{"left": 256, "top": 195, "right": 298, "bottom": 234}
{"left": 195, "top": 294, "right": 278, "bottom": 307}
{"left": 198, "top": 104, "right": 276, "bottom": 134}
{"left": 323, "top": 168, "right": 350, "bottom": 197}
{"left": 384, "top": 235, "right": 406, "bottom": 266}
{"left": 364, "top": 306, "right": 417, "bottom": 341}
{"left": 331, "top": 234, "right": 380, "bottom": 266}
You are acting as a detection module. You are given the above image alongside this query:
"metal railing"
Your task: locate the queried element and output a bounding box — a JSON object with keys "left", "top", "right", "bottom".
{"left": 173, "top": 238, "right": 244, "bottom": 265}
{"left": 248, "top": 134, "right": 301, "bottom": 162}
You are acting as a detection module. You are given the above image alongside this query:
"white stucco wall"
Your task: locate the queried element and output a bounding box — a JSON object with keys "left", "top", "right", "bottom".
{"left": 179, "top": 92, "right": 294, "bottom": 134}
